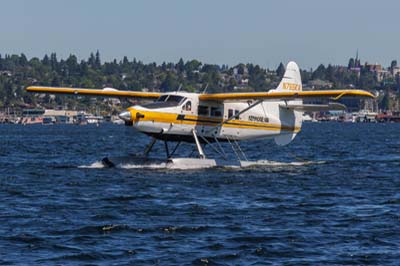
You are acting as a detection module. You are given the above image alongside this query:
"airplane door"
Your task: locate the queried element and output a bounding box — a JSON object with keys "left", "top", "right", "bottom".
{"left": 181, "top": 100, "right": 192, "bottom": 115}
{"left": 177, "top": 100, "right": 193, "bottom": 133}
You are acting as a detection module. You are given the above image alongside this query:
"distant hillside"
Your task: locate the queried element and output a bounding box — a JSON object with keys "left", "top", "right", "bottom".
{"left": 0, "top": 52, "right": 399, "bottom": 111}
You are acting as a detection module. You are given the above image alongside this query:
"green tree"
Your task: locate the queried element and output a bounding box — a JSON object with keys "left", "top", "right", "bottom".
{"left": 237, "top": 64, "right": 245, "bottom": 75}
{"left": 42, "top": 54, "right": 50, "bottom": 66}
{"left": 176, "top": 58, "right": 185, "bottom": 72}
{"left": 390, "top": 60, "right": 397, "bottom": 70}
{"left": 301, "top": 69, "right": 311, "bottom": 83}
{"left": 184, "top": 59, "right": 202, "bottom": 72}
{"left": 348, "top": 58, "right": 355, "bottom": 69}
{"left": 359, "top": 71, "right": 377, "bottom": 90}
{"left": 160, "top": 72, "right": 178, "bottom": 92}
{"left": 276, "top": 63, "right": 285, "bottom": 78}
{"left": 66, "top": 54, "right": 79, "bottom": 76}
{"left": 19, "top": 53, "right": 28, "bottom": 66}
{"left": 88, "top": 53, "right": 96, "bottom": 68}
{"left": 312, "top": 64, "right": 326, "bottom": 80}
{"left": 50, "top": 53, "right": 58, "bottom": 71}
{"left": 95, "top": 50, "right": 101, "bottom": 68}
{"left": 326, "top": 64, "right": 335, "bottom": 82}
{"left": 202, "top": 64, "right": 220, "bottom": 73}
{"left": 248, "top": 64, "right": 267, "bottom": 91}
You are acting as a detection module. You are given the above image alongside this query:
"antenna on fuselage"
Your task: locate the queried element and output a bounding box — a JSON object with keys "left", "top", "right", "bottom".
{"left": 202, "top": 83, "right": 209, "bottom": 94}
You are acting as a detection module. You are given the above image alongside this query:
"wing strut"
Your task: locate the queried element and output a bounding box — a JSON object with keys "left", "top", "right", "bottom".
{"left": 223, "top": 99, "right": 264, "bottom": 125}
{"left": 205, "top": 99, "right": 264, "bottom": 135}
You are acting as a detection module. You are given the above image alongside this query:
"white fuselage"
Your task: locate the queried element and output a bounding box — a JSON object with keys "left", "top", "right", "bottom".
{"left": 123, "top": 92, "right": 302, "bottom": 142}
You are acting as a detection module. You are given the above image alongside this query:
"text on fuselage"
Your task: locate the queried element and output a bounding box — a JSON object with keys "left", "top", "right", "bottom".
{"left": 248, "top": 115, "right": 269, "bottom": 123}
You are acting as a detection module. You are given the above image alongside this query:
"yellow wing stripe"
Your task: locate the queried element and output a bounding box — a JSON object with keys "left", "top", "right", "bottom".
{"left": 199, "top": 90, "right": 375, "bottom": 101}
{"left": 127, "top": 108, "right": 301, "bottom": 132}
{"left": 26, "top": 86, "right": 161, "bottom": 99}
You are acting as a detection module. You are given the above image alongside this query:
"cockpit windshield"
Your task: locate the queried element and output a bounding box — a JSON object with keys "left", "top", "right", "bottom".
{"left": 143, "top": 95, "right": 186, "bottom": 109}
{"left": 156, "top": 95, "right": 169, "bottom": 102}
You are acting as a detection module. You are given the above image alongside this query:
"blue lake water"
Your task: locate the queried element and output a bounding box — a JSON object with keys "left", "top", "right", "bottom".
{"left": 0, "top": 123, "right": 399, "bottom": 265}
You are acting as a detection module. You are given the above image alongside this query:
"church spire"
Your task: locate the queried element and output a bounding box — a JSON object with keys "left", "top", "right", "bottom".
{"left": 355, "top": 49, "right": 360, "bottom": 67}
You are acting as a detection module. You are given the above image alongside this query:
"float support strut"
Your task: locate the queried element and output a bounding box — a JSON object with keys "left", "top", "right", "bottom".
{"left": 144, "top": 137, "right": 157, "bottom": 157}
{"left": 192, "top": 129, "right": 205, "bottom": 159}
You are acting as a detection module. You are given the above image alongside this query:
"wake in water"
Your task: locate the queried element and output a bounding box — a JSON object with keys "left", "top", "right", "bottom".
{"left": 78, "top": 160, "right": 172, "bottom": 169}
{"left": 242, "top": 160, "right": 325, "bottom": 167}
{"left": 78, "top": 161, "right": 105, "bottom": 169}
{"left": 118, "top": 162, "right": 168, "bottom": 169}
{"left": 78, "top": 158, "right": 325, "bottom": 170}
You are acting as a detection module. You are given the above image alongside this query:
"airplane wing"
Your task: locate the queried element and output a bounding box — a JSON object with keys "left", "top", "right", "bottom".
{"left": 198, "top": 89, "right": 375, "bottom": 101}
{"left": 26, "top": 86, "right": 161, "bottom": 99}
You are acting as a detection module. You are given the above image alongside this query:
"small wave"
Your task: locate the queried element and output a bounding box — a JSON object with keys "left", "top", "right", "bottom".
{"left": 7, "top": 233, "right": 46, "bottom": 244}
{"left": 118, "top": 162, "right": 167, "bottom": 169}
{"left": 327, "top": 155, "right": 400, "bottom": 164}
{"left": 41, "top": 252, "right": 107, "bottom": 262}
{"left": 47, "top": 224, "right": 134, "bottom": 236}
{"left": 102, "top": 194, "right": 155, "bottom": 202}
{"left": 159, "top": 225, "right": 210, "bottom": 234}
{"left": 78, "top": 161, "right": 104, "bottom": 169}
{"left": 253, "top": 160, "right": 325, "bottom": 166}
{"left": 226, "top": 160, "right": 326, "bottom": 169}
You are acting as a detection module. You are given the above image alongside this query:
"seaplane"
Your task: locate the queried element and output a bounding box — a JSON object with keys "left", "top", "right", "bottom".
{"left": 26, "top": 61, "right": 374, "bottom": 169}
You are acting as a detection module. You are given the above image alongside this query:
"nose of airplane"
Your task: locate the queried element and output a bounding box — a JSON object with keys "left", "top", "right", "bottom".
{"left": 118, "top": 110, "right": 132, "bottom": 122}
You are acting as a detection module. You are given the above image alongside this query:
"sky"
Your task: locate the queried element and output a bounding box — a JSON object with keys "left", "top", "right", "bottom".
{"left": 1, "top": 0, "right": 399, "bottom": 69}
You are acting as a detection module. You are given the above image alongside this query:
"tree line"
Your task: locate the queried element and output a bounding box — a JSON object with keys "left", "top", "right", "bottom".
{"left": 0, "top": 52, "right": 398, "bottom": 110}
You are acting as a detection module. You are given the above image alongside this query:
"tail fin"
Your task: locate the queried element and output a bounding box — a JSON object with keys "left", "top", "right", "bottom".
{"left": 274, "top": 61, "right": 303, "bottom": 146}
{"left": 273, "top": 61, "right": 302, "bottom": 92}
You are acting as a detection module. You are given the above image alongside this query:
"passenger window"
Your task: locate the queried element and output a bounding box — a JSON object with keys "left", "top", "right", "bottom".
{"left": 211, "top": 107, "right": 222, "bottom": 117}
{"left": 198, "top": 105, "right": 209, "bottom": 116}
{"left": 235, "top": 110, "right": 240, "bottom": 119}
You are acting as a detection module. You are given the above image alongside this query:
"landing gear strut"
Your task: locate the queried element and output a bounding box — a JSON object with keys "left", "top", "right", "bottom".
{"left": 191, "top": 129, "right": 205, "bottom": 159}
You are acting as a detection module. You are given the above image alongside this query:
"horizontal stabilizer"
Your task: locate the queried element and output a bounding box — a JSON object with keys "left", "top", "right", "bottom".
{"left": 279, "top": 102, "right": 346, "bottom": 112}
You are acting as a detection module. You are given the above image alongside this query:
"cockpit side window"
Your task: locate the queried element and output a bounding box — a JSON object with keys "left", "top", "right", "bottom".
{"left": 157, "top": 95, "right": 169, "bottom": 102}
{"left": 183, "top": 101, "right": 192, "bottom": 111}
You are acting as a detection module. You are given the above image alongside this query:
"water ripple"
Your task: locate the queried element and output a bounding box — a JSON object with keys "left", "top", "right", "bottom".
{"left": 0, "top": 123, "right": 399, "bottom": 265}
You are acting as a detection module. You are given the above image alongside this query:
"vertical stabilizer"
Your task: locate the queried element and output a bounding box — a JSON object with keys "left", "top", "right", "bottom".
{"left": 273, "top": 61, "right": 302, "bottom": 92}
{"left": 274, "top": 61, "right": 303, "bottom": 146}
